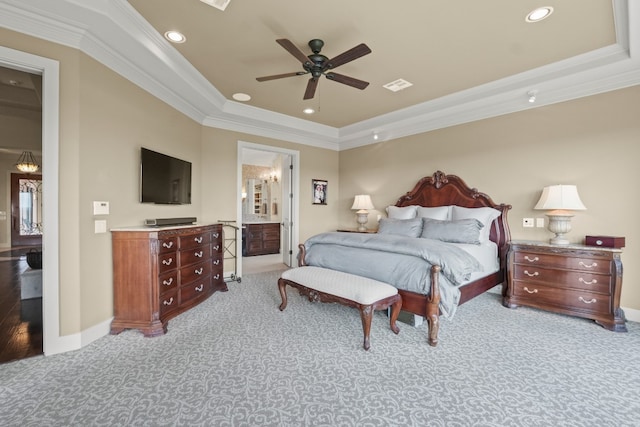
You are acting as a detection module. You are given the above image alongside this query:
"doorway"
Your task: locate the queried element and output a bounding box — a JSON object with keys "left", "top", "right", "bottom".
{"left": 237, "top": 142, "right": 299, "bottom": 277}
{"left": 1, "top": 45, "right": 62, "bottom": 357}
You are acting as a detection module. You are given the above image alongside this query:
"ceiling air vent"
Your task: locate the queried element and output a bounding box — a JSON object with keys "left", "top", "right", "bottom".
{"left": 199, "top": 0, "right": 231, "bottom": 11}
{"left": 383, "top": 79, "right": 413, "bottom": 92}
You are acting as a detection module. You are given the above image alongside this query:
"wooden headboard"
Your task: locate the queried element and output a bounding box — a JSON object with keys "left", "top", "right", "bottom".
{"left": 395, "top": 170, "right": 512, "bottom": 264}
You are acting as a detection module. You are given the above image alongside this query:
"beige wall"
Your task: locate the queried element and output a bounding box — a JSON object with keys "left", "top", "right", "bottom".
{"left": 339, "top": 86, "right": 640, "bottom": 311}
{"left": 199, "top": 127, "right": 340, "bottom": 241}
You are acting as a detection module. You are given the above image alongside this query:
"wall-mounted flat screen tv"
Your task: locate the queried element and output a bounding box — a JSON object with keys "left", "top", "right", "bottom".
{"left": 140, "top": 147, "right": 192, "bottom": 204}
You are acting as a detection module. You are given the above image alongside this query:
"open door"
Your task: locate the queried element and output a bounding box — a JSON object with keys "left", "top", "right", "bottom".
{"left": 280, "top": 155, "right": 293, "bottom": 267}
{"left": 11, "top": 173, "right": 43, "bottom": 247}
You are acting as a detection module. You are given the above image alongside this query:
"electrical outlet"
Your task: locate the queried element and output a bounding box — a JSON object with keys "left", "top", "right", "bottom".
{"left": 522, "top": 218, "right": 534, "bottom": 228}
{"left": 536, "top": 217, "right": 545, "bottom": 228}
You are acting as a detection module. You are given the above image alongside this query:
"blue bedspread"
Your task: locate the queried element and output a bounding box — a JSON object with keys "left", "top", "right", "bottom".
{"left": 303, "top": 232, "right": 483, "bottom": 318}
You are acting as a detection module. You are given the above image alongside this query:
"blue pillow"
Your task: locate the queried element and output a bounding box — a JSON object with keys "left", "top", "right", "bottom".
{"left": 377, "top": 217, "right": 423, "bottom": 238}
{"left": 420, "top": 218, "right": 484, "bottom": 245}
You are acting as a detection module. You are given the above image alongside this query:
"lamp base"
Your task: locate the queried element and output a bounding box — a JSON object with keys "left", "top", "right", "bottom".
{"left": 546, "top": 213, "right": 574, "bottom": 245}
{"left": 355, "top": 211, "right": 369, "bottom": 232}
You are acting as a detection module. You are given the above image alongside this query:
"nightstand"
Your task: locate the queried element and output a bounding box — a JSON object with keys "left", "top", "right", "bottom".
{"left": 336, "top": 228, "right": 378, "bottom": 233}
{"left": 504, "top": 240, "right": 626, "bottom": 332}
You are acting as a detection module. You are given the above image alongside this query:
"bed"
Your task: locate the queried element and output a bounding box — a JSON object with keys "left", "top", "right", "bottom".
{"left": 298, "top": 171, "right": 511, "bottom": 346}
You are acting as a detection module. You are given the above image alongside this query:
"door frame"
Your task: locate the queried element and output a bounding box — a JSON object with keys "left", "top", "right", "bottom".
{"left": 237, "top": 141, "right": 300, "bottom": 275}
{"left": 0, "top": 46, "right": 64, "bottom": 355}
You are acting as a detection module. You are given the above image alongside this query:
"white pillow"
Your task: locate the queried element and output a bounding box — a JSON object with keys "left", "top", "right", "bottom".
{"left": 451, "top": 206, "right": 501, "bottom": 243}
{"left": 416, "top": 206, "right": 451, "bottom": 221}
{"left": 386, "top": 205, "right": 418, "bottom": 220}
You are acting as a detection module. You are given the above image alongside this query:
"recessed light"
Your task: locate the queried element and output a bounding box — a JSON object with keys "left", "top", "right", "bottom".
{"left": 303, "top": 108, "right": 315, "bottom": 114}
{"left": 526, "top": 7, "right": 553, "bottom": 23}
{"left": 232, "top": 93, "right": 251, "bottom": 102}
{"left": 164, "top": 31, "right": 186, "bottom": 43}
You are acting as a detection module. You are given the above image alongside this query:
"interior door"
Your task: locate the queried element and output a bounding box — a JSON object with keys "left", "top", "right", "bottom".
{"left": 281, "top": 155, "right": 293, "bottom": 267}
{"left": 11, "top": 173, "right": 43, "bottom": 247}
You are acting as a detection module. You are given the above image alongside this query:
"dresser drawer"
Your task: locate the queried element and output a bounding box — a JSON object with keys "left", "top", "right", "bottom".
{"left": 179, "top": 232, "right": 211, "bottom": 250}
{"left": 158, "top": 237, "right": 178, "bottom": 254}
{"left": 512, "top": 281, "right": 611, "bottom": 316}
{"left": 179, "top": 244, "right": 212, "bottom": 267}
{"left": 180, "top": 278, "right": 211, "bottom": 304}
{"left": 514, "top": 251, "right": 610, "bottom": 274}
{"left": 159, "top": 289, "right": 179, "bottom": 317}
{"left": 158, "top": 252, "right": 178, "bottom": 274}
{"left": 512, "top": 265, "right": 611, "bottom": 294}
{"left": 211, "top": 252, "right": 223, "bottom": 269}
{"left": 211, "top": 240, "right": 222, "bottom": 254}
{"left": 159, "top": 271, "right": 178, "bottom": 295}
{"left": 180, "top": 260, "right": 211, "bottom": 285}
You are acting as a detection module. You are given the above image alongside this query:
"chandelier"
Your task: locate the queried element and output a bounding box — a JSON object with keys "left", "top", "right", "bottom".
{"left": 15, "top": 151, "right": 40, "bottom": 173}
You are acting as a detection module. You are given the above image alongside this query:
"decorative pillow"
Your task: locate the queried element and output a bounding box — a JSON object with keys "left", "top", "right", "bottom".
{"left": 421, "top": 218, "right": 484, "bottom": 245}
{"left": 450, "top": 206, "right": 501, "bottom": 243}
{"left": 386, "top": 205, "right": 418, "bottom": 220}
{"left": 415, "top": 206, "right": 451, "bottom": 221}
{"left": 377, "top": 217, "right": 423, "bottom": 238}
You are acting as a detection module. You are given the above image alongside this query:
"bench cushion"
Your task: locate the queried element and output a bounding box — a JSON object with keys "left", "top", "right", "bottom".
{"left": 281, "top": 266, "right": 397, "bottom": 305}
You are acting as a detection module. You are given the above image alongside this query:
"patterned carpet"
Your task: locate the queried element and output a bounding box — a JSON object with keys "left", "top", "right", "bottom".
{"left": 1, "top": 270, "right": 639, "bottom": 426}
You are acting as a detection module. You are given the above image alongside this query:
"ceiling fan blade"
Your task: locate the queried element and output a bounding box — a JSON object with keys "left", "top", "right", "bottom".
{"left": 256, "top": 72, "right": 304, "bottom": 82}
{"left": 303, "top": 77, "right": 319, "bottom": 100}
{"left": 326, "top": 43, "right": 371, "bottom": 69}
{"left": 325, "top": 72, "right": 369, "bottom": 90}
{"left": 276, "top": 39, "right": 312, "bottom": 65}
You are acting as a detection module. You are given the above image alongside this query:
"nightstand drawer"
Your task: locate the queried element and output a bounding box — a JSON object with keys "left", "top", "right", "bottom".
{"left": 512, "top": 281, "right": 611, "bottom": 316}
{"left": 514, "top": 251, "right": 610, "bottom": 274}
{"left": 512, "top": 265, "right": 611, "bottom": 294}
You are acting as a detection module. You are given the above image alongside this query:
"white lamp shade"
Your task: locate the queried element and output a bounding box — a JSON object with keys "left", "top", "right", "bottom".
{"left": 534, "top": 185, "right": 586, "bottom": 211}
{"left": 351, "top": 194, "right": 375, "bottom": 211}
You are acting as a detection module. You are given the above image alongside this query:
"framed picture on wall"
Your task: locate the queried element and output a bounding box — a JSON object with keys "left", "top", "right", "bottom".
{"left": 312, "top": 179, "right": 328, "bottom": 205}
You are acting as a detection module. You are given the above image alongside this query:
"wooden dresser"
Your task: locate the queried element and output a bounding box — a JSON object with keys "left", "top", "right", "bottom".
{"left": 243, "top": 222, "right": 280, "bottom": 256}
{"left": 504, "top": 240, "right": 626, "bottom": 332}
{"left": 110, "top": 223, "right": 225, "bottom": 337}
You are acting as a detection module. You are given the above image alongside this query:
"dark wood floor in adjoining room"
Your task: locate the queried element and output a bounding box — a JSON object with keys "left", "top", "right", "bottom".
{"left": 0, "top": 248, "right": 43, "bottom": 364}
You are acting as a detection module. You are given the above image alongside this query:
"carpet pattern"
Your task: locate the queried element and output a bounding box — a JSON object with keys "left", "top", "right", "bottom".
{"left": 1, "top": 270, "right": 639, "bottom": 426}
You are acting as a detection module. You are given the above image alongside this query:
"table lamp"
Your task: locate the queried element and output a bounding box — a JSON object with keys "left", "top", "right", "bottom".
{"left": 534, "top": 184, "right": 586, "bottom": 245}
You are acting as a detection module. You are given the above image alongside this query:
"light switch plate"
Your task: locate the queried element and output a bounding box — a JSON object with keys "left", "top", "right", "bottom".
{"left": 93, "top": 201, "right": 109, "bottom": 215}
{"left": 94, "top": 219, "right": 107, "bottom": 234}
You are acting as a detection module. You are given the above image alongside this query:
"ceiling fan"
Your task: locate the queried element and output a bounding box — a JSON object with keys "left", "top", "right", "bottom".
{"left": 256, "top": 39, "right": 372, "bottom": 100}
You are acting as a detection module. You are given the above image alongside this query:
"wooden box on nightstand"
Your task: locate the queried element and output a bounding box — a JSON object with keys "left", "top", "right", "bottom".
{"left": 504, "top": 240, "right": 626, "bottom": 332}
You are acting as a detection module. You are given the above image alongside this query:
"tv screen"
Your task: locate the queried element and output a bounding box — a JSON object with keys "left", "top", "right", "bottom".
{"left": 140, "top": 147, "right": 192, "bottom": 204}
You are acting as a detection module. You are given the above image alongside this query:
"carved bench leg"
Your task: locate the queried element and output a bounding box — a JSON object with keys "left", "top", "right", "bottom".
{"left": 359, "top": 305, "right": 373, "bottom": 351}
{"left": 389, "top": 295, "right": 401, "bottom": 335}
{"left": 278, "top": 278, "right": 288, "bottom": 311}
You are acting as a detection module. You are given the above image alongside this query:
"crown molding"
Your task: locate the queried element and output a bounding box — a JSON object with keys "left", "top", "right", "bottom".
{"left": 0, "top": 0, "right": 638, "bottom": 151}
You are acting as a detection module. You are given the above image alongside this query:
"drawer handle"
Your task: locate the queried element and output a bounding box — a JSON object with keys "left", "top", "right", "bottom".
{"left": 579, "top": 261, "right": 598, "bottom": 269}
{"left": 523, "top": 270, "right": 539, "bottom": 277}
{"left": 214, "top": 274, "right": 220, "bottom": 280}
{"left": 579, "top": 296, "right": 597, "bottom": 304}
{"left": 213, "top": 233, "right": 220, "bottom": 238}
{"left": 194, "top": 237, "right": 203, "bottom": 243}
{"left": 195, "top": 267, "right": 204, "bottom": 275}
{"left": 162, "top": 278, "right": 173, "bottom": 286}
{"left": 195, "top": 251, "right": 204, "bottom": 258}
{"left": 213, "top": 260, "right": 220, "bottom": 265}
{"left": 162, "top": 241, "right": 174, "bottom": 249}
{"left": 579, "top": 277, "right": 598, "bottom": 285}
{"left": 162, "top": 258, "right": 173, "bottom": 266}
{"left": 524, "top": 256, "right": 539, "bottom": 263}
{"left": 163, "top": 297, "right": 174, "bottom": 306}
{"left": 523, "top": 287, "right": 538, "bottom": 294}
{"left": 213, "top": 245, "right": 220, "bottom": 251}
{"left": 195, "top": 284, "right": 204, "bottom": 292}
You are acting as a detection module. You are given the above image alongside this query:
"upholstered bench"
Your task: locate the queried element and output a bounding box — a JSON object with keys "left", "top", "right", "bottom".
{"left": 278, "top": 266, "right": 402, "bottom": 350}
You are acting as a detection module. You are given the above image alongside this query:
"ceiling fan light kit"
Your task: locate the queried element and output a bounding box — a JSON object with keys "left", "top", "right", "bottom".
{"left": 256, "top": 38, "right": 372, "bottom": 100}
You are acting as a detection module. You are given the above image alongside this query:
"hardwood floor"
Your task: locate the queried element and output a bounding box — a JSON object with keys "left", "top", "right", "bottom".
{"left": 0, "top": 247, "right": 43, "bottom": 364}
